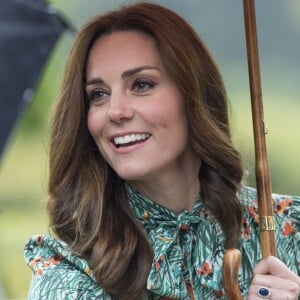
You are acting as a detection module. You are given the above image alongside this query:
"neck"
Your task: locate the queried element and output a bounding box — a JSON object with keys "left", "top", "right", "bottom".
{"left": 129, "top": 159, "right": 201, "bottom": 214}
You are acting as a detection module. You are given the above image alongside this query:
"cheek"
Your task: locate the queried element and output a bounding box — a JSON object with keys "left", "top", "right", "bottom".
{"left": 150, "top": 92, "right": 186, "bottom": 126}
{"left": 170, "top": 104, "right": 189, "bottom": 144}
{"left": 167, "top": 97, "right": 188, "bottom": 132}
{"left": 87, "top": 110, "right": 102, "bottom": 138}
{"left": 87, "top": 111, "right": 108, "bottom": 157}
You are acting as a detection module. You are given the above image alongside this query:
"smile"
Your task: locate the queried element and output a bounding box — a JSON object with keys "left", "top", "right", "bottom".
{"left": 113, "top": 133, "right": 151, "bottom": 148}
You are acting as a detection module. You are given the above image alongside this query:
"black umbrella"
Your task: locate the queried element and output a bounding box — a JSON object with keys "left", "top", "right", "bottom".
{"left": 0, "top": 0, "right": 71, "bottom": 157}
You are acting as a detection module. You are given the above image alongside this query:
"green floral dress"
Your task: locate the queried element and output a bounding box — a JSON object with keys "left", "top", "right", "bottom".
{"left": 24, "top": 186, "right": 300, "bottom": 299}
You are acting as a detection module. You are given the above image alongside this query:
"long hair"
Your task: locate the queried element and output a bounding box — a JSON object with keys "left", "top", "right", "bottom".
{"left": 47, "top": 2, "right": 243, "bottom": 298}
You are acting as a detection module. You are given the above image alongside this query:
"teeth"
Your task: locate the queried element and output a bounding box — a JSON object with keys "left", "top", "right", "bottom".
{"left": 114, "top": 133, "right": 150, "bottom": 146}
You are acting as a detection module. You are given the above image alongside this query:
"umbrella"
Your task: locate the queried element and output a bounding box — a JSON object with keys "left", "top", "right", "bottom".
{"left": 0, "top": 0, "right": 71, "bottom": 157}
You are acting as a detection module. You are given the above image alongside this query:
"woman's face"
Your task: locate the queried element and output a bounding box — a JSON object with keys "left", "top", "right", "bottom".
{"left": 86, "top": 30, "right": 198, "bottom": 182}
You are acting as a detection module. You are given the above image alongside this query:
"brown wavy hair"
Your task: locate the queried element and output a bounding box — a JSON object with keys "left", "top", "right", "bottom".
{"left": 47, "top": 2, "right": 243, "bottom": 299}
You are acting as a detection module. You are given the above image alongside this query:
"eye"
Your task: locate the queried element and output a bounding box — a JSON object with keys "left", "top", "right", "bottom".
{"left": 87, "top": 89, "right": 109, "bottom": 104}
{"left": 132, "top": 80, "right": 156, "bottom": 93}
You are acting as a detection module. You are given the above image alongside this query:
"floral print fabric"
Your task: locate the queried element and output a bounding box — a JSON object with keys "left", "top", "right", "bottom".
{"left": 24, "top": 235, "right": 108, "bottom": 299}
{"left": 24, "top": 186, "right": 300, "bottom": 299}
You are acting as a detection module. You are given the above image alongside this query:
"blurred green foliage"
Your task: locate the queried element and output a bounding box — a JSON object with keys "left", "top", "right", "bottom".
{"left": 0, "top": 1, "right": 299, "bottom": 299}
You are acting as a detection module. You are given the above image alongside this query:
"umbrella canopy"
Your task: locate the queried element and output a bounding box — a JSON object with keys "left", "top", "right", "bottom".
{"left": 0, "top": 0, "right": 70, "bottom": 156}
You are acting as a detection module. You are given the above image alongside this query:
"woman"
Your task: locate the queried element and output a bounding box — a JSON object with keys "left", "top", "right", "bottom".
{"left": 24, "top": 2, "right": 300, "bottom": 299}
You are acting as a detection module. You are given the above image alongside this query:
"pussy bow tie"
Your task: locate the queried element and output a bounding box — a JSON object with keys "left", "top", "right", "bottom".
{"left": 126, "top": 184, "right": 225, "bottom": 298}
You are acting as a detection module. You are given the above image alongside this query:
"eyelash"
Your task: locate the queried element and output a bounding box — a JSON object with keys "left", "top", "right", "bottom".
{"left": 87, "top": 79, "right": 157, "bottom": 104}
{"left": 131, "top": 79, "right": 157, "bottom": 92}
{"left": 87, "top": 89, "right": 108, "bottom": 103}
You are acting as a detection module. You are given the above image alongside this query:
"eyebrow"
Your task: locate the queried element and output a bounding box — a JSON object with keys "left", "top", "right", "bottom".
{"left": 85, "top": 66, "right": 160, "bottom": 87}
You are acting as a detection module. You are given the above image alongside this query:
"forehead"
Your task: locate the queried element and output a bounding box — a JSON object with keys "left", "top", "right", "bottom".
{"left": 86, "top": 30, "right": 162, "bottom": 76}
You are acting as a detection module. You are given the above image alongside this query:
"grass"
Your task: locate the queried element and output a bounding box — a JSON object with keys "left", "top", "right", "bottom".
{"left": 0, "top": 209, "right": 48, "bottom": 299}
{"left": 0, "top": 129, "right": 49, "bottom": 299}
{"left": 230, "top": 93, "right": 300, "bottom": 195}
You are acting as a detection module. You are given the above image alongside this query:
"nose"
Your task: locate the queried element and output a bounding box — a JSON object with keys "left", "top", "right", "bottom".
{"left": 107, "top": 92, "right": 134, "bottom": 123}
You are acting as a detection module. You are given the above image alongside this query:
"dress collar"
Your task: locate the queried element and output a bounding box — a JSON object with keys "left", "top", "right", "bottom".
{"left": 125, "top": 183, "right": 205, "bottom": 230}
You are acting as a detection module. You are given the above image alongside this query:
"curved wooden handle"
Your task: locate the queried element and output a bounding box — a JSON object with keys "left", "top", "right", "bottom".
{"left": 222, "top": 249, "right": 243, "bottom": 299}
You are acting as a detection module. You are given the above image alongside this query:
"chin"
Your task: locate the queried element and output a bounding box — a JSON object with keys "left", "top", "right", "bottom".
{"left": 116, "top": 172, "right": 144, "bottom": 182}
{"left": 114, "top": 167, "right": 150, "bottom": 182}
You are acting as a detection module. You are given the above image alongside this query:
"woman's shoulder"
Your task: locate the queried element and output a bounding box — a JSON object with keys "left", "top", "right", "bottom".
{"left": 238, "top": 186, "right": 300, "bottom": 275}
{"left": 24, "top": 235, "right": 110, "bottom": 299}
{"left": 239, "top": 185, "right": 300, "bottom": 221}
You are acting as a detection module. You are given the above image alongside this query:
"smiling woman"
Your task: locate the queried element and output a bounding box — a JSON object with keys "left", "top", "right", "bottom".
{"left": 23, "top": 2, "right": 300, "bottom": 300}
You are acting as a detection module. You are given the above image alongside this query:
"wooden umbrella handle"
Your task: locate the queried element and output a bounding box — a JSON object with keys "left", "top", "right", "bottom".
{"left": 222, "top": 1, "right": 276, "bottom": 298}
{"left": 243, "top": 0, "right": 276, "bottom": 258}
{"left": 222, "top": 249, "right": 243, "bottom": 300}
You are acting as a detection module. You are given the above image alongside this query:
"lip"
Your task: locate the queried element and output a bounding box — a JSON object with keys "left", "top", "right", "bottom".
{"left": 110, "top": 131, "right": 151, "bottom": 154}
